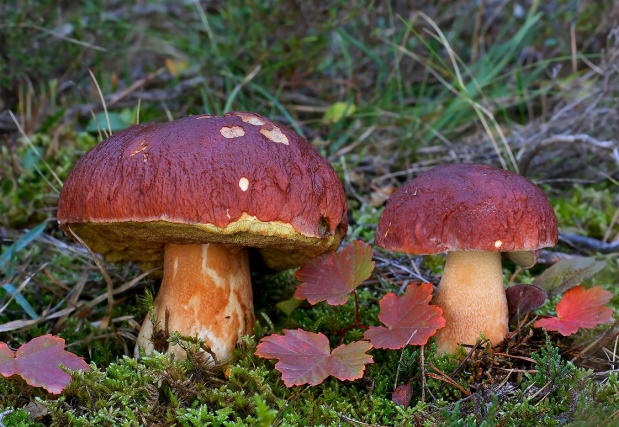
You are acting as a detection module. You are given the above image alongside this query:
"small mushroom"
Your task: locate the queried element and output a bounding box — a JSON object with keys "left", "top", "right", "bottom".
{"left": 376, "top": 163, "right": 557, "bottom": 355}
{"left": 57, "top": 112, "right": 347, "bottom": 360}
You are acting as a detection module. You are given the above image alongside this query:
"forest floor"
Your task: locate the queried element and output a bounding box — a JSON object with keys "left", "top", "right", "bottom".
{"left": 1, "top": 1, "right": 619, "bottom": 426}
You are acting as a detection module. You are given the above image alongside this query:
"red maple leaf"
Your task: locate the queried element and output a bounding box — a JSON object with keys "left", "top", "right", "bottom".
{"left": 255, "top": 329, "right": 373, "bottom": 387}
{"left": 0, "top": 334, "right": 90, "bottom": 394}
{"left": 364, "top": 283, "right": 446, "bottom": 349}
{"left": 534, "top": 285, "right": 614, "bottom": 336}
{"left": 294, "top": 240, "right": 374, "bottom": 306}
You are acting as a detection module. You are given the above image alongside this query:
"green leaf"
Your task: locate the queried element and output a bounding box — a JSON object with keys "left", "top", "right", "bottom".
{"left": 322, "top": 102, "right": 356, "bottom": 124}
{"left": 1, "top": 283, "right": 38, "bottom": 320}
{"left": 275, "top": 297, "right": 303, "bottom": 317}
{"left": 85, "top": 112, "right": 131, "bottom": 133}
{"left": 532, "top": 257, "right": 606, "bottom": 298}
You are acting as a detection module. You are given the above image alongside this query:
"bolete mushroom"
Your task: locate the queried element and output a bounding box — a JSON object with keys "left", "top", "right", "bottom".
{"left": 57, "top": 112, "right": 347, "bottom": 359}
{"left": 375, "top": 163, "right": 557, "bottom": 355}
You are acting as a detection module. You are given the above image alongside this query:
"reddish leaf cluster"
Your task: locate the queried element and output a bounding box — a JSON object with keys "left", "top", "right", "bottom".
{"left": 257, "top": 241, "right": 446, "bottom": 387}
{"left": 0, "top": 334, "right": 89, "bottom": 394}
{"left": 257, "top": 240, "right": 615, "bottom": 388}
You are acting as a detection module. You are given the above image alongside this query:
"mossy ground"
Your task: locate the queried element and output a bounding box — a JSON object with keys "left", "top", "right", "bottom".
{"left": 2, "top": 1, "right": 619, "bottom": 425}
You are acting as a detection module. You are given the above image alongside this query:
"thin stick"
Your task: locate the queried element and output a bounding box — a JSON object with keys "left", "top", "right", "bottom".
{"left": 0, "top": 409, "right": 14, "bottom": 427}
{"left": 493, "top": 353, "right": 537, "bottom": 364}
{"left": 437, "top": 338, "right": 487, "bottom": 393}
{"left": 273, "top": 385, "right": 310, "bottom": 427}
{"left": 420, "top": 344, "right": 426, "bottom": 403}
{"left": 337, "top": 413, "right": 387, "bottom": 427}
{"left": 426, "top": 372, "right": 471, "bottom": 396}
{"left": 393, "top": 330, "right": 417, "bottom": 391}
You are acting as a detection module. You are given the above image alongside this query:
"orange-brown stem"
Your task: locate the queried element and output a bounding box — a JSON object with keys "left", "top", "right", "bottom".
{"left": 135, "top": 243, "right": 255, "bottom": 360}
{"left": 433, "top": 251, "right": 508, "bottom": 355}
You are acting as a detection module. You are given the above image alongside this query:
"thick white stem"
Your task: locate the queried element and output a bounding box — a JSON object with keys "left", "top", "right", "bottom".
{"left": 135, "top": 243, "right": 255, "bottom": 360}
{"left": 433, "top": 251, "right": 508, "bottom": 355}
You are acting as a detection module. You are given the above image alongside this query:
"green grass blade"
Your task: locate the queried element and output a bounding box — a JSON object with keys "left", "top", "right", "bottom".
{"left": 0, "top": 222, "right": 47, "bottom": 271}
{"left": 1, "top": 283, "right": 38, "bottom": 319}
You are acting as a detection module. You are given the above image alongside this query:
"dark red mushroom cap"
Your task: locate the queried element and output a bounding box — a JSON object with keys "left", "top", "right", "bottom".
{"left": 57, "top": 112, "right": 347, "bottom": 272}
{"left": 376, "top": 163, "right": 557, "bottom": 264}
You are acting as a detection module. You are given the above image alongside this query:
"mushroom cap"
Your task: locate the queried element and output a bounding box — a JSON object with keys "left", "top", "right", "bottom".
{"left": 375, "top": 163, "right": 557, "bottom": 265}
{"left": 57, "top": 112, "right": 347, "bottom": 272}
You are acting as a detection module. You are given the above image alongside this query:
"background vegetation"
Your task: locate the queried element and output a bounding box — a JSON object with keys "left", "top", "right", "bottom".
{"left": 1, "top": 0, "right": 619, "bottom": 425}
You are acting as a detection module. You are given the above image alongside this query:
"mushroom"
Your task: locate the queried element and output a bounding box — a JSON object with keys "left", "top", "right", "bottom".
{"left": 57, "top": 112, "right": 347, "bottom": 360}
{"left": 375, "top": 163, "right": 557, "bottom": 355}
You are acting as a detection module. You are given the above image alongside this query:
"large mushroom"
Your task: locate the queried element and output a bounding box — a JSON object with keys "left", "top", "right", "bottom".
{"left": 57, "top": 112, "right": 347, "bottom": 359}
{"left": 375, "top": 163, "right": 557, "bottom": 355}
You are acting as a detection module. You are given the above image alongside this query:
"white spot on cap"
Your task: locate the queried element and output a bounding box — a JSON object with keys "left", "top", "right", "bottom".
{"left": 226, "top": 209, "right": 231, "bottom": 219}
{"left": 233, "top": 113, "right": 265, "bottom": 126}
{"left": 260, "top": 126, "right": 289, "bottom": 145}
{"left": 495, "top": 240, "right": 503, "bottom": 248}
{"left": 221, "top": 126, "right": 245, "bottom": 138}
{"left": 196, "top": 114, "right": 216, "bottom": 119}
{"left": 239, "top": 177, "right": 249, "bottom": 191}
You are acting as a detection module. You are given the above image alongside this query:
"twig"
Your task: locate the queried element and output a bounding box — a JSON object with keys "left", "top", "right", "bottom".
{"left": 337, "top": 413, "right": 387, "bottom": 427}
{"left": 426, "top": 372, "right": 471, "bottom": 396}
{"left": 437, "top": 338, "right": 487, "bottom": 393}
{"left": 493, "top": 367, "right": 538, "bottom": 374}
{"left": 558, "top": 232, "right": 619, "bottom": 254}
{"left": 493, "top": 353, "right": 537, "bottom": 364}
{"left": 273, "top": 385, "right": 310, "bottom": 427}
{"left": 428, "top": 363, "right": 471, "bottom": 396}
{"left": 520, "top": 134, "right": 618, "bottom": 176}
{"left": 0, "top": 410, "right": 13, "bottom": 427}
{"left": 505, "top": 310, "right": 530, "bottom": 340}
{"left": 420, "top": 344, "right": 426, "bottom": 403}
{"left": 393, "top": 330, "right": 417, "bottom": 391}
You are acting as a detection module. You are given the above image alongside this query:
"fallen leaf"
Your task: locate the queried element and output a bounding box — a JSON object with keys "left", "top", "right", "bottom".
{"left": 275, "top": 297, "right": 303, "bottom": 317}
{"left": 534, "top": 285, "right": 614, "bottom": 336}
{"left": 0, "top": 335, "right": 90, "bottom": 394}
{"left": 505, "top": 284, "right": 547, "bottom": 320}
{"left": 364, "top": 283, "right": 445, "bottom": 349}
{"left": 255, "top": 329, "right": 373, "bottom": 387}
{"left": 532, "top": 257, "right": 606, "bottom": 298}
{"left": 392, "top": 381, "right": 414, "bottom": 408}
{"left": 294, "top": 240, "right": 374, "bottom": 306}
{"left": 322, "top": 102, "right": 356, "bottom": 124}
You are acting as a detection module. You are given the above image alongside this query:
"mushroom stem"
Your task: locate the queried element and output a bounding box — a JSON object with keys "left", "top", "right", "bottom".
{"left": 135, "top": 243, "right": 255, "bottom": 360}
{"left": 433, "top": 251, "right": 508, "bottom": 355}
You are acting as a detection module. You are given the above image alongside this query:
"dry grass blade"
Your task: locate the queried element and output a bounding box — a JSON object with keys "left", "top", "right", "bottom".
{"left": 337, "top": 413, "right": 387, "bottom": 427}
{"left": 8, "top": 111, "right": 63, "bottom": 192}
{"left": 426, "top": 372, "right": 471, "bottom": 397}
{"left": 87, "top": 68, "right": 112, "bottom": 137}
{"left": 67, "top": 226, "right": 115, "bottom": 330}
{"left": 0, "top": 306, "right": 74, "bottom": 333}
